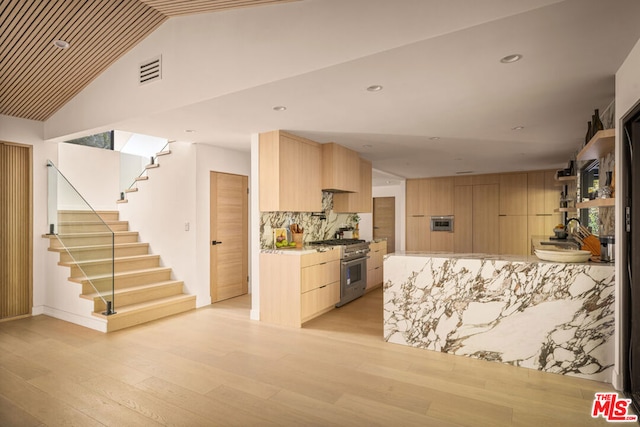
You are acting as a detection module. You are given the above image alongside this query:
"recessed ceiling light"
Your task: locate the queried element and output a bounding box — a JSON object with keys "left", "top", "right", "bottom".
{"left": 500, "top": 54, "right": 522, "bottom": 64}
{"left": 429, "top": 137, "right": 440, "bottom": 140}
{"left": 386, "top": 180, "right": 392, "bottom": 184}
{"left": 273, "top": 105, "right": 287, "bottom": 111}
{"left": 511, "top": 126, "right": 524, "bottom": 131}
{"left": 366, "top": 85, "right": 383, "bottom": 92}
{"left": 363, "top": 144, "right": 373, "bottom": 148}
{"left": 53, "top": 39, "right": 70, "bottom": 49}
{"left": 185, "top": 129, "right": 196, "bottom": 133}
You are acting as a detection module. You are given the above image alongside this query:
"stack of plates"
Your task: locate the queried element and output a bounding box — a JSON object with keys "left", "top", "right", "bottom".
{"left": 534, "top": 249, "right": 592, "bottom": 263}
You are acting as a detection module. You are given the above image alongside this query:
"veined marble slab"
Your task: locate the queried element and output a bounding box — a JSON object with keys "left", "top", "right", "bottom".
{"left": 383, "top": 253, "right": 615, "bottom": 382}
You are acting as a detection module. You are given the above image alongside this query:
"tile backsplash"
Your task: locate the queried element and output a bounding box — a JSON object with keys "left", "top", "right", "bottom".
{"left": 260, "top": 192, "right": 358, "bottom": 248}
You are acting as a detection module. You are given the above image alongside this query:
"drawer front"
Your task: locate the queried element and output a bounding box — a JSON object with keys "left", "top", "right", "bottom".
{"left": 301, "top": 281, "right": 340, "bottom": 321}
{"left": 300, "top": 248, "right": 339, "bottom": 268}
{"left": 300, "top": 260, "right": 339, "bottom": 293}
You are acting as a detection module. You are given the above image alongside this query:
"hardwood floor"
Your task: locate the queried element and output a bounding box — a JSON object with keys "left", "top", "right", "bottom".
{"left": 0, "top": 288, "right": 621, "bottom": 426}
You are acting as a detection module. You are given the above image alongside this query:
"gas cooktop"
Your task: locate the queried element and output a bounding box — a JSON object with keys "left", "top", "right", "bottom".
{"left": 309, "top": 239, "right": 366, "bottom": 246}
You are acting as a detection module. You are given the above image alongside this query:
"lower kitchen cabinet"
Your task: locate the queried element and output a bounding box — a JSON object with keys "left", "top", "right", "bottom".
{"left": 260, "top": 249, "right": 340, "bottom": 327}
{"left": 406, "top": 216, "right": 430, "bottom": 251}
{"left": 366, "top": 240, "right": 387, "bottom": 291}
{"left": 499, "top": 215, "right": 529, "bottom": 256}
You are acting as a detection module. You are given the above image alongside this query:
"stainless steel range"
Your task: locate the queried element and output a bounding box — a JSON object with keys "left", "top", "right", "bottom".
{"left": 309, "top": 239, "right": 370, "bottom": 307}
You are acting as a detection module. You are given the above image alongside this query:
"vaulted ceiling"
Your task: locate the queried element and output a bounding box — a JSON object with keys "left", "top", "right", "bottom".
{"left": 0, "top": 0, "right": 295, "bottom": 121}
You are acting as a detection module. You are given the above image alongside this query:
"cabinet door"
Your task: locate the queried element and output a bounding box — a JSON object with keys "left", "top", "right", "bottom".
{"left": 472, "top": 184, "right": 499, "bottom": 254}
{"left": 527, "top": 171, "right": 546, "bottom": 215}
{"left": 454, "top": 185, "right": 473, "bottom": 253}
{"left": 430, "top": 231, "right": 453, "bottom": 252}
{"left": 430, "top": 177, "right": 453, "bottom": 215}
{"left": 300, "top": 260, "right": 340, "bottom": 293}
{"left": 544, "top": 170, "right": 561, "bottom": 214}
{"left": 499, "top": 173, "right": 528, "bottom": 215}
{"left": 280, "top": 135, "right": 322, "bottom": 212}
{"left": 406, "top": 179, "right": 431, "bottom": 216}
{"left": 499, "top": 216, "right": 529, "bottom": 255}
{"left": 301, "top": 282, "right": 339, "bottom": 322}
{"left": 406, "top": 216, "right": 430, "bottom": 251}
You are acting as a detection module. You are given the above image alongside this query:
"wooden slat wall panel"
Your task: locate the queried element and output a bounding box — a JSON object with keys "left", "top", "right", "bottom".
{"left": 0, "top": 141, "right": 32, "bottom": 320}
{"left": 139, "top": 0, "right": 297, "bottom": 16}
{"left": 0, "top": 0, "right": 297, "bottom": 122}
{"left": 0, "top": 0, "right": 167, "bottom": 121}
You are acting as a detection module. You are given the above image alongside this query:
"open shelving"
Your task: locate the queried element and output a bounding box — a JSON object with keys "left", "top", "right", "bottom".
{"left": 576, "top": 198, "right": 615, "bottom": 209}
{"left": 577, "top": 129, "right": 615, "bottom": 161}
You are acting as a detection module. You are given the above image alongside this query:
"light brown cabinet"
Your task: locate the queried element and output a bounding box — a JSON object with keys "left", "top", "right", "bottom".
{"left": 527, "top": 170, "right": 562, "bottom": 250}
{"left": 333, "top": 158, "right": 372, "bottom": 213}
{"left": 260, "top": 249, "right": 340, "bottom": 327}
{"left": 321, "top": 143, "right": 360, "bottom": 192}
{"left": 472, "top": 184, "right": 500, "bottom": 254}
{"left": 366, "top": 240, "right": 387, "bottom": 291}
{"left": 406, "top": 215, "right": 430, "bottom": 251}
{"left": 259, "top": 130, "right": 322, "bottom": 212}
{"left": 406, "top": 178, "right": 431, "bottom": 216}
{"left": 430, "top": 177, "right": 454, "bottom": 215}
{"left": 454, "top": 185, "right": 473, "bottom": 253}
{"left": 499, "top": 173, "right": 528, "bottom": 215}
{"left": 499, "top": 216, "right": 529, "bottom": 255}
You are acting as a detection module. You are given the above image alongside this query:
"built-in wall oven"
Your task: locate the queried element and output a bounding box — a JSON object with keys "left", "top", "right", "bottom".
{"left": 310, "top": 239, "right": 370, "bottom": 307}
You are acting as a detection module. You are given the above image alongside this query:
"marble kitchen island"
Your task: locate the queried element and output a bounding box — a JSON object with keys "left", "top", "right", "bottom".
{"left": 383, "top": 252, "right": 615, "bottom": 382}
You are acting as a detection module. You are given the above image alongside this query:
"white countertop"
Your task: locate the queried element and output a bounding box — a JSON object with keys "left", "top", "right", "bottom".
{"left": 387, "top": 250, "right": 614, "bottom": 267}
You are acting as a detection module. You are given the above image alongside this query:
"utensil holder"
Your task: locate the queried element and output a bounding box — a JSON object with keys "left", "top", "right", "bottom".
{"left": 292, "top": 233, "right": 303, "bottom": 247}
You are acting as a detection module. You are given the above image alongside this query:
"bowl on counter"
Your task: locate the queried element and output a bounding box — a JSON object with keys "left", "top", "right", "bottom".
{"left": 553, "top": 228, "right": 568, "bottom": 239}
{"left": 534, "top": 248, "right": 591, "bottom": 263}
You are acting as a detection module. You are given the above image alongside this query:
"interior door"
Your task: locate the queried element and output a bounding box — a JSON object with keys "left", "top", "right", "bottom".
{"left": 0, "top": 142, "right": 32, "bottom": 320}
{"left": 210, "top": 172, "right": 248, "bottom": 303}
{"left": 373, "top": 197, "right": 395, "bottom": 253}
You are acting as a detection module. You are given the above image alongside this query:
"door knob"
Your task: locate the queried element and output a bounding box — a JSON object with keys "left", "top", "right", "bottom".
{"left": 211, "top": 240, "right": 223, "bottom": 245}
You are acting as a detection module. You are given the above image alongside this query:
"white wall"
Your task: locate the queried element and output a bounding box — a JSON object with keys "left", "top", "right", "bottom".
{"left": 613, "top": 36, "right": 640, "bottom": 390}
{"left": 0, "top": 114, "right": 56, "bottom": 317}
{"left": 57, "top": 143, "right": 120, "bottom": 210}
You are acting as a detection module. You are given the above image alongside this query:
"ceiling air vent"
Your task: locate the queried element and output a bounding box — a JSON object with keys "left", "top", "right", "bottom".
{"left": 139, "top": 55, "right": 162, "bottom": 85}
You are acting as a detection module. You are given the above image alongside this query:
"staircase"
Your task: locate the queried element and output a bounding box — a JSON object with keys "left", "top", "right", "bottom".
{"left": 46, "top": 210, "right": 196, "bottom": 332}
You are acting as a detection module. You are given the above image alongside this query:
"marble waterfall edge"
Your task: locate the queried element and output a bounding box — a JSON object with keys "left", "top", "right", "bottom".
{"left": 383, "top": 255, "right": 615, "bottom": 382}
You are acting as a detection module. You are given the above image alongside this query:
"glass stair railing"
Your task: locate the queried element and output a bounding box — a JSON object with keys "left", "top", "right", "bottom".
{"left": 47, "top": 160, "right": 116, "bottom": 315}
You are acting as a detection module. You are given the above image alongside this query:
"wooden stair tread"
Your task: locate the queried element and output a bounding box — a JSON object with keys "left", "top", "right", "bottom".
{"left": 59, "top": 254, "right": 160, "bottom": 267}
{"left": 116, "top": 199, "right": 128, "bottom": 204}
{"left": 58, "top": 220, "right": 127, "bottom": 225}
{"left": 48, "top": 242, "right": 148, "bottom": 253}
{"left": 92, "top": 294, "right": 195, "bottom": 317}
{"left": 47, "top": 231, "right": 137, "bottom": 238}
{"left": 145, "top": 164, "right": 159, "bottom": 169}
{"left": 156, "top": 150, "right": 171, "bottom": 156}
{"left": 69, "top": 266, "right": 171, "bottom": 283}
{"left": 135, "top": 176, "right": 149, "bottom": 181}
{"left": 124, "top": 188, "right": 138, "bottom": 193}
{"left": 81, "top": 280, "right": 184, "bottom": 300}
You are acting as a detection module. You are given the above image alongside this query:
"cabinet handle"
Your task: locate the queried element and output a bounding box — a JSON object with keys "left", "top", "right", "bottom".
{"left": 499, "top": 214, "right": 507, "bottom": 217}
{"left": 536, "top": 213, "right": 552, "bottom": 216}
{"left": 319, "top": 285, "right": 327, "bottom": 289}
{"left": 412, "top": 214, "right": 425, "bottom": 217}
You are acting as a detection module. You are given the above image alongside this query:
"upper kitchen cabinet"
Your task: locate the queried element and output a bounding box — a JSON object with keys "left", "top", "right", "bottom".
{"left": 528, "top": 170, "right": 562, "bottom": 215}
{"left": 321, "top": 143, "right": 360, "bottom": 192}
{"left": 430, "top": 177, "right": 454, "bottom": 215}
{"left": 333, "top": 158, "right": 372, "bottom": 213}
{"left": 259, "top": 130, "right": 322, "bottom": 212}
{"left": 406, "top": 178, "right": 431, "bottom": 216}
{"left": 499, "top": 173, "right": 528, "bottom": 216}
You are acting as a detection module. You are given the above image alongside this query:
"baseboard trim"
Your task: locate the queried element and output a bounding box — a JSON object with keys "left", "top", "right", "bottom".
{"left": 42, "top": 306, "right": 107, "bottom": 332}
{"left": 250, "top": 309, "right": 260, "bottom": 321}
{"left": 612, "top": 367, "right": 624, "bottom": 391}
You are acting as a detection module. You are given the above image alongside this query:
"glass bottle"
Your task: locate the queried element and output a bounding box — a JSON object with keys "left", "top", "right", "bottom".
{"left": 592, "top": 109, "right": 604, "bottom": 135}
{"left": 585, "top": 121, "right": 592, "bottom": 145}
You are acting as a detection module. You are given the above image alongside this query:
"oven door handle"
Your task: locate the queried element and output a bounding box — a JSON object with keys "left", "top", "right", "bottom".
{"left": 341, "top": 256, "right": 370, "bottom": 266}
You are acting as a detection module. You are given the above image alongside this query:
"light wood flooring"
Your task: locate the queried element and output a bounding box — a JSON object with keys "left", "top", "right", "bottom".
{"left": 0, "top": 288, "right": 621, "bottom": 426}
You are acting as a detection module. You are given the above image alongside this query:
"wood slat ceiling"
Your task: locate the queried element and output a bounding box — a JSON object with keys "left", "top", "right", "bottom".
{"left": 0, "top": 0, "right": 297, "bottom": 122}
